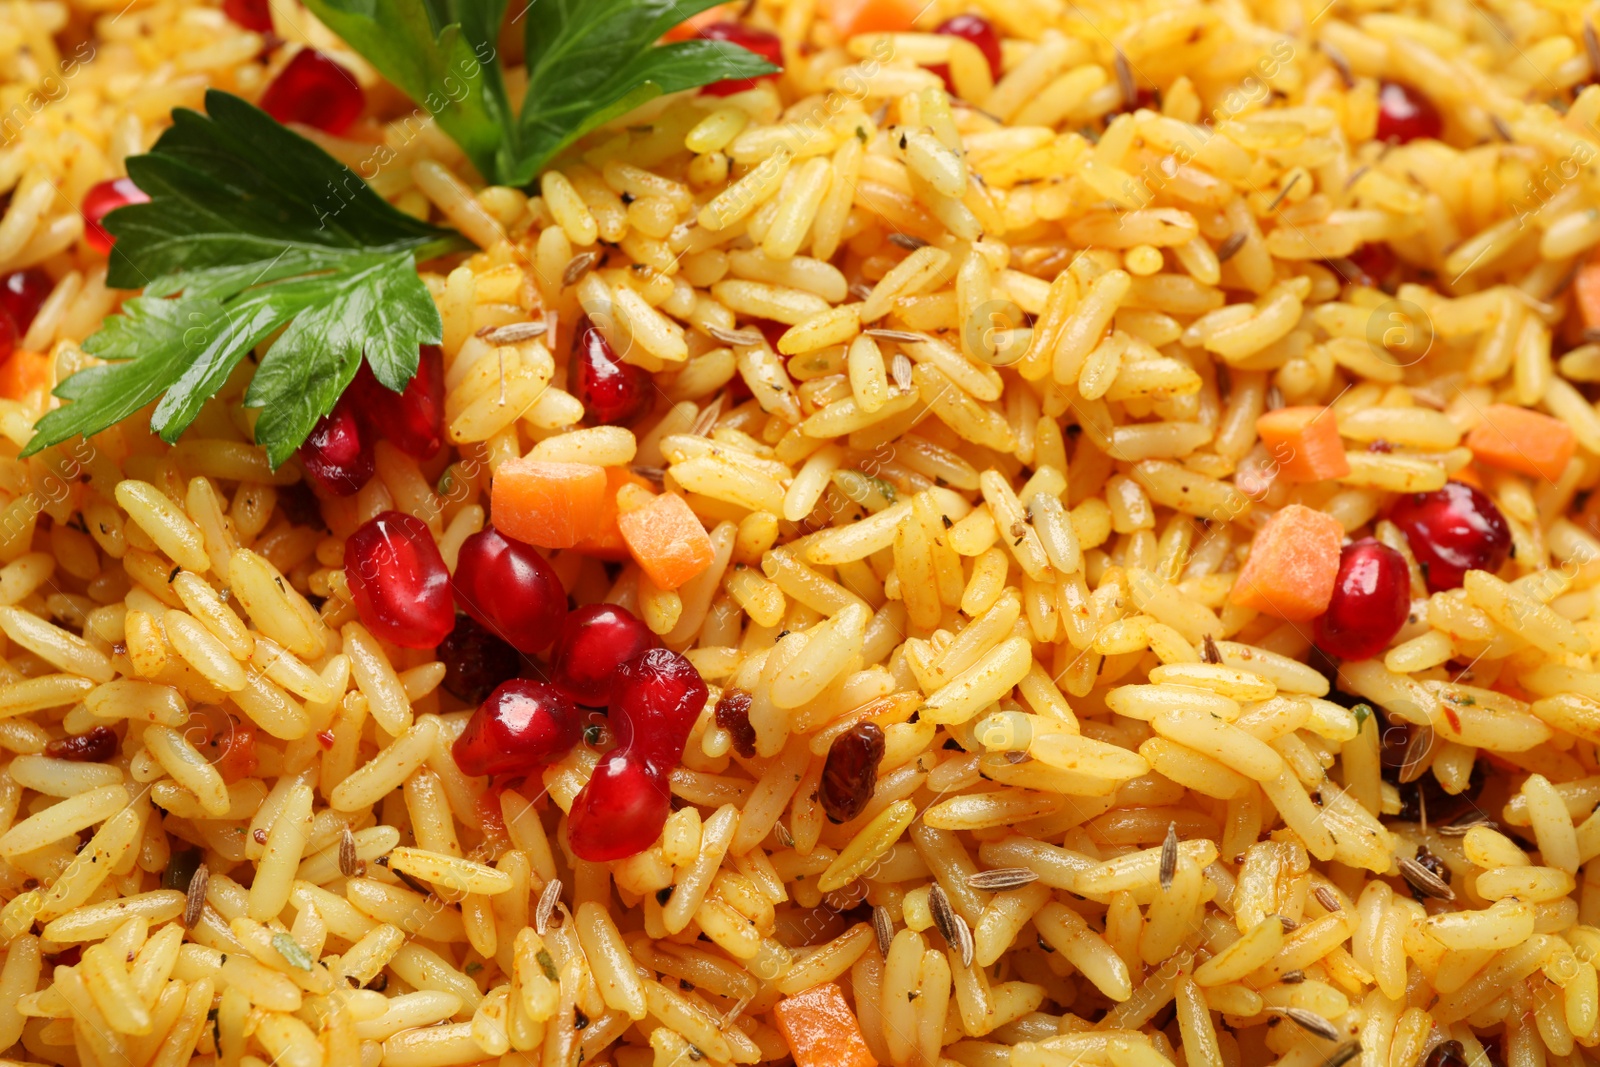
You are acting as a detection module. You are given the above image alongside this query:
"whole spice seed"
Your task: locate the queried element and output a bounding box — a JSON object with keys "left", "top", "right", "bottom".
{"left": 1437, "top": 812, "right": 1494, "bottom": 836}
{"left": 1587, "top": 20, "right": 1600, "bottom": 75}
{"left": 1200, "top": 634, "right": 1223, "bottom": 664}
{"left": 928, "top": 884, "right": 973, "bottom": 968}
{"left": 1280, "top": 970, "right": 1306, "bottom": 984}
{"left": 1215, "top": 232, "right": 1247, "bottom": 263}
{"left": 1113, "top": 48, "right": 1135, "bottom": 108}
{"left": 476, "top": 321, "right": 548, "bottom": 345}
{"left": 965, "top": 868, "right": 1040, "bottom": 891}
{"left": 339, "top": 827, "right": 359, "bottom": 877}
{"left": 1320, "top": 1042, "right": 1362, "bottom": 1067}
{"left": 1268, "top": 1007, "right": 1341, "bottom": 1042}
{"left": 184, "top": 862, "right": 210, "bottom": 929}
{"left": 849, "top": 282, "right": 873, "bottom": 301}
{"left": 1314, "top": 885, "right": 1342, "bottom": 912}
{"left": 1321, "top": 40, "right": 1354, "bottom": 87}
{"left": 706, "top": 324, "right": 765, "bottom": 347}
{"left": 536, "top": 878, "right": 563, "bottom": 934}
{"left": 562, "top": 251, "right": 600, "bottom": 287}
{"left": 1159, "top": 822, "right": 1179, "bottom": 890}
{"left": 887, "top": 233, "right": 927, "bottom": 251}
{"left": 873, "top": 904, "right": 894, "bottom": 956}
{"left": 1398, "top": 856, "right": 1455, "bottom": 901}
{"left": 891, "top": 354, "right": 914, "bottom": 392}
{"left": 865, "top": 329, "right": 929, "bottom": 343}
{"left": 1398, "top": 725, "right": 1434, "bottom": 784}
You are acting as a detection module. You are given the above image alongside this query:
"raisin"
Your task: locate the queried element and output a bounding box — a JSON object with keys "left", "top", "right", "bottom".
{"left": 821, "top": 722, "right": 885, "bottom": 824}
{"left": 714, "top": 688, "right": 756, "bottom": 759}
{"left": 45, "top": 725, "right": 118, "bottom": 762}
{"left": 1424, "top": 1041, "right": 1467, "bottom": 1067}
{"left": 438, "top": 614, "right": 522, "bottom": 705}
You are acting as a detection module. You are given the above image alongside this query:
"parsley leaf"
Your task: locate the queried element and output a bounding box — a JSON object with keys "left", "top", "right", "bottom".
{"left": 24, "top": 90, "right": 466, "bottom": 465}
{"left": 510, "top": 0, "right": 780, "bottom": 184}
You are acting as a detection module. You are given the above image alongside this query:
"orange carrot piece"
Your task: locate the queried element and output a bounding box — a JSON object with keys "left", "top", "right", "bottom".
{"left": 1577, "top": 250, "right": 1600, "bottom": 333}
{"left": 663, "top": 3, "right": 735, "bottom": 41}
{"left": 1229, "top": 504, "right": 1345, "bottom": 622}
{"left": 572, "top": 468, "right": 655, "bottom": 561}
{"left": 774, "top": 983, "right": 878, "bottom": 1067}
{"left": 1466, "top": 403, "right": 1576, "bottom": 484}
{"left": 490, "top": 459, "right": 609, "bottom": 549}
{"left": 618, "top": 491, "right": 714, "bottom": 591}
{"left": 822, "top": 0, "right": 921, "bottom": 36}
{"left": 0, "top": 351, "right": 52, "bottom": 402}
{"left": 1256, "top": 406, "right": 1349, "bottom": 483}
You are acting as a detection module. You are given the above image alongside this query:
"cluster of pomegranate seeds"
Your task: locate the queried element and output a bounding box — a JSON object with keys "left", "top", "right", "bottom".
{"left": 568, "top": 318, "right": 651, "bottom": 426}
{"left": 1313, "top": 539, "right": 1410, "bottom": 661}
{"left": 260, "top": 49, "right": 365, "bottom": 135}
{"left": 821, "top": 721, "right": 886, "bottom": 823}
{"left": 568, "top": 648, "right": 707, "bottom": 861}
{"left": 298, "top": 399, "right": 373, "bottom": 497}
{"left": 452, "top": 527, "right": 568, "bottom": 653}
{"left": 695, "top": 22, "right": 784, "bottom": 97}
{"left": 1375, "top": 81, "right": 1442, "bottom": 145}
{"left": 350, "top": 345, "right": 446, "bottom": 458}
{"left": 222, "top": 0, "right": 273, "bottom": 32}
{"left": 438, "top": 614, "right": 521, "bottom": 705}
{"left": 927, "top": 14, "right": 1003, "bottom": 96}
{"left": 451, "top": 680, "right": 581, "bottom": 778}
{"left": 549, "top": 604, "right": 657, "bottom": 706}
{"left": 81, "top": 177, "right": 150, "bottom": 254}
{"left": 344, "top": 511, "right": 455, "bottom": 647}
{"left": 1389, "top": 481, "right": 1511, "bottom": 592}
{"left": 44, "top": 725, "right": 118, "bottom": 762}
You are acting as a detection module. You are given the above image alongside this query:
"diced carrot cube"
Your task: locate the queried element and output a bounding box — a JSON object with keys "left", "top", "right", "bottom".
{"left": 0, "top": 351, "right": 52, "bottom": 402}
{"left": 1230, "top": 504, "right": 1345, "bottom": 622}
{"left": 490, "top": 459, "right": 609, "bottom": 549}
{"left": 1257, "top": 406, "right": 1350, "bottom": 483}
{"left": 1465, "top": 404, "right": 1576, "bottom": 484}
{"left": 618, "top": 491, "right": 714, "bottom": 590}
{"left": 774, "top": 983, "right": 877, "bottom": 1067}
{"left": 663, "top": 3, "right": 735, "bottom": 41}
{"left": 571, "top": 468, "right": 655, "bottom": 561}
{"left": 822, "top": 0, "right": 921, "bottom": 36}
{"left": 1577, "top": 251, "right": 1600, "bottom": 332}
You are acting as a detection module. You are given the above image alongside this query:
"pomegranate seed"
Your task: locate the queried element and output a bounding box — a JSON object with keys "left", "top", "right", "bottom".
{"left": 298, "top": 397, "right": 373, "bottom": 497}
{"left": 438, "top": 614, "right": 522, "bottom": 705}
{"left": 1313, "top": 539, "right": 1410, "bottom": 661}
{"left": 44, "top": 725, "right": 119, "bottom": 762}
{"left": 260, "top": 49, "right": 365, "bottom": 135}
{"left": 568, "top": 648, "right": 707, "bottom": 862}
{"left": 1389, "top": 481, "right": 1511, "bottom": 592}
{"left": 1376, "top": 81, "right": 1442, "bottom": 145}
{"left": 223, "top": 0, "right": 272, "bottom": 32}
{"left": 82, "top": 178, "right": 150, "bottom": 254}
{"left": 927, "top": 15, "right": 1002, "bottom": 95}
{"left": 451, "top": 679, "right": 581, "bottom": 777}
{"left": 0, "top": 310, "right": 15, "bottom": 367}
{"left": 344, "top": 511, "right": 455, "bottom": 647}
{"left": 567, "top": 753, "right": 673, "bottom": 861}
{"left": 0, "top": 269, "right": 52, "bottom": 334}
{"left": 549, "top": 604, "right": 657, "bottom": 706}
{"left": 1346, "top": 243, "right": 1396, "bottom": 289}
{"left": 696, "top": 22, "right": 783, "bottom": 97}
{"left": 821, "top": 721, "right": 885, "bottom": 823}
{"left": 452, "top": 527, "right": 568, "bottom": 653}
{"left": 568, "top": 318, "right": 651, "bottom": 426}
{"left": 351, "top": 345, "right": 445, "bottom": 458}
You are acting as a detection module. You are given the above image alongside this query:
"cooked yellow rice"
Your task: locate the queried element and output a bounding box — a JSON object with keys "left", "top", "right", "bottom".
{"left": 3, "top": 0, "right": 1600, "bottom": 1066}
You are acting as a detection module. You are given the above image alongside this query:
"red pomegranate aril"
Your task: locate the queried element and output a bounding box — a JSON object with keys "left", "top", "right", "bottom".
{"left": 696, "top": 22, "right": 784, "bottom": 97}
{"left": 1313, "top": 539, "right": 1410, "bottom": 662}
{"left": 0, "top": 310, "right": 15, "bottom": 367}
{"left": 927, "top": 14, "right": 1003, "bottom": 95}
{"left": 351, "top": 345, "right": 445, "bottom": 458}
{"left": 438, "top": 614, "right": 522, "bottom": 705}
{"left": 1376, "top": 81, "right": 1442, "bottom": 145}
{"left": 260, "top": 49, "right": 365, "bottom": 135}
{"left": 549, "top": 604, "right": 657, "bottom": 706}
{"left": 568, "top": 648, "right": 708, "bottom": 862}
{"left": 82, "top": 177, "right": 150, "bottom": 254}
{"left": 298, "top": 398, "right": 372, "bottom": 497}
{"left": 344, "top": 511, "right": 455, "bottom": 647}
{"left": 1389, "top": 481, "right": 1511, "bottom": 593}
{"left": 452, "top": 679, "right": 581, "bottom": 778}
{"left": 1346, "top": 243, "right": 1396, "bottom": 289}
{"left": 223, "top": 0, "right": 273, "bottom": 32}
{"left": 568, "top": 318, "right": 651, "bottom": 426}
{"left": 0, "top": 269, "right": 52, "bottom": 334}
{"left": 452, "top": 527, "right": 568, "bottom": 654}
{"left": 567, "top": 754, "right": 672, "bottom": 862}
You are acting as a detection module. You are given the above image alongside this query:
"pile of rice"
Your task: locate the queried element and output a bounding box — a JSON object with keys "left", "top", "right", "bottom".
{"left": 1, "top": 0, "right": 1600, "bottom": 1065}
